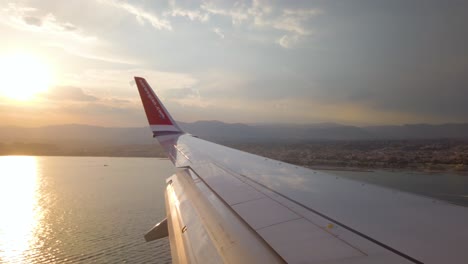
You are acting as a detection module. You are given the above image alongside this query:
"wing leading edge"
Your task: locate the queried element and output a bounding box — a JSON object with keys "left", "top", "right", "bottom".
{"left": 135, "top": 77, "right": 468, "bottom": 264}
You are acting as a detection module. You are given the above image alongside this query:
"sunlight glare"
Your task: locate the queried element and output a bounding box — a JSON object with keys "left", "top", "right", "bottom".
{"left": 0, "top": 156, "right": 42, "bottom": 263}
{"left": 0, "top": 53, "right": 53, "bottom": 100}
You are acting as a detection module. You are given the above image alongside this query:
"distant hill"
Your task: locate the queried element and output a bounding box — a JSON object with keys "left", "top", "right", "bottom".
{"left": 1, "top": 121, "right": 468, "bottom": 145}
{"left": 182, "top": 121, "right": 468, "bottom": 142}
{"left": 0, "top": 124, "right": 151, "bottom": 145}
{"left": 1, "top": 121, "right": 467, "bottom": 157}
{"left": 364, "top": 124, "right": 468, "bottom": 139}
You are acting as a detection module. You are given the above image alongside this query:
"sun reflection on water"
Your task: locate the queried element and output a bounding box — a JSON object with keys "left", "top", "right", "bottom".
{"left": 0, "top": 156, "right": 42, "bottom": 263}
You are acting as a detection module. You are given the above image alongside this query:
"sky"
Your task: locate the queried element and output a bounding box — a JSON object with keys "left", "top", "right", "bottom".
{"left": 0, "top": 0, "right": 467, "bottom": 127}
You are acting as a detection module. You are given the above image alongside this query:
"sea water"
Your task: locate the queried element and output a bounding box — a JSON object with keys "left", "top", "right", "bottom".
{"left": 0, "top": 156, "right": 174, "bottom": 264}
{"left": 1, "top": 156, "right": 467, "bottom": 264}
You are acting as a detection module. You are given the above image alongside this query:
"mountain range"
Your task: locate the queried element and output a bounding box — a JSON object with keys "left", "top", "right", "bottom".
{"left": 1, "top": 121, "right": 468, "bottom": 145}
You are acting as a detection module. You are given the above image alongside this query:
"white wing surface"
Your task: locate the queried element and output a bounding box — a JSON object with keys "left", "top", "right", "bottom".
{"left": 135, "top": 77, "right": 468, "bottom": 264}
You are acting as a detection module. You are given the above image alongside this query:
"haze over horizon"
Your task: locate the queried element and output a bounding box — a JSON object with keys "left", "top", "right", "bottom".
{"left": 1, "top": 0, "right": 467, "bottom": 127}
{"left": 3, "top": 119, "right": 468, "bottom": 130}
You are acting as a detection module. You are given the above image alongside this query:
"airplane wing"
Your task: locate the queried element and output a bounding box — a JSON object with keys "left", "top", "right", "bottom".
{"left": 135, "top": 77, "right": 468, "bottom": 264}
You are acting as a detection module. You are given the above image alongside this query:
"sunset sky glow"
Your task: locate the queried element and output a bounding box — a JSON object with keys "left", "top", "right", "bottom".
{"left": 0, "top": 0, "right": 467, "bottom": 127}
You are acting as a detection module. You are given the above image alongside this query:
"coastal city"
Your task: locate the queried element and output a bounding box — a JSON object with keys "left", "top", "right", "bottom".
{"left": 230, "top": 139, "right": 468, "bottom": 172}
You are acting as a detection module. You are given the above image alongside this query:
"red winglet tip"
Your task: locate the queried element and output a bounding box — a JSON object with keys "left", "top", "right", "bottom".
{"left": 135, "top": 77, "right": 182, "bottom": 135}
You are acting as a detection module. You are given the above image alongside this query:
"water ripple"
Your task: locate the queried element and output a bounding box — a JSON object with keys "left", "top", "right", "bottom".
{"left": 0, "top": 156, "right": 174, "bottom": 264}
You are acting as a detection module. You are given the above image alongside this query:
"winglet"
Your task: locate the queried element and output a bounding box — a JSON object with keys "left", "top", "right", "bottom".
{"left": 135, "top": 77, "right": 183, "bottom": 136}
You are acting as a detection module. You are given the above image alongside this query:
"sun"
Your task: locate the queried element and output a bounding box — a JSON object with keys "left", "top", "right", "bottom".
{"left": 0, "top": 53, "right": 53, "bottom": 100}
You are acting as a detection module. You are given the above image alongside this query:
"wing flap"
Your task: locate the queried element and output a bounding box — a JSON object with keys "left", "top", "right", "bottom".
{"left": 165, "top": 169, "right": 285, "bottom": 263}
{"left": 144, "top": 218, "right": 168, "bottom": 242}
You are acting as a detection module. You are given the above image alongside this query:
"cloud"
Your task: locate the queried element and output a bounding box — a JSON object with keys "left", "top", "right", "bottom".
{"left": 105, "top": 98, "right": 132, "bottom": 104}
{"left": 168, "top": 95, "right": 446, "bottom": 125}
{"left": 59, "top": 68, "right": 199, "bottom": 99}
{"left": 98, "top": 0, "right": 172, "bottom": 30}
{"left": 41, "top": 86, "right": 98, "bottom": 101}
{"left": 271, "top": 8, "right": 322, "bottom": 35}
{"left": 276, "top": 34, "right": 299, "bottom": 48}
{"left": 0, "top": 2, "right": 147, "bottom": 64}
{"left": 44, "top": 42, "right": 139, "bottom": 65}
{"left": 0, "top": 2, "right": 97, "bottom": 43}
{"left": 165, "top": 0, "right": 209, "bottom": 22}
{"left": 22, "top": 16, "right": 42, "bottom": 26}
{"left": 212, "top": 27, "right": 224, "bottom": 38}
{"left": 250, "top": 5, "right": 322, "bottom": 48}
{"left": 163, "top": 87, "right": 200, "bottom": 99}
{"left": 0, "top": 2, "right": 136, "bottom": 64}
{"left": 200, "top": 0, "right": 322, "bottom": 48}
{"left": 54, "top": 101, "right": 147, "bottom": 127}
{"left": 201, "top": 1, "right": 249, "bottom": 25}
{"left": 4, "top": 1, "right": 466, "bottom": 126}
{"left": 0, "top": 89, "right": 143, "bottom": 127}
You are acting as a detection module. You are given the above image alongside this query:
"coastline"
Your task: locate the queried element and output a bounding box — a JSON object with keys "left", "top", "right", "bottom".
{"left": 1, "top": 153, "right": 466, "bottom": 175}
